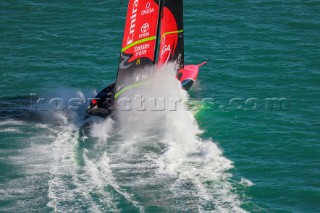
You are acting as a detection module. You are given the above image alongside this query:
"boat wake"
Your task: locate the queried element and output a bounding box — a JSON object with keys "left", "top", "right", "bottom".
{"left": 1, "top": 67, "right": 248, "bottom": 212}
{"left": 60, "top": 66, "right": 245, "bottom": 212}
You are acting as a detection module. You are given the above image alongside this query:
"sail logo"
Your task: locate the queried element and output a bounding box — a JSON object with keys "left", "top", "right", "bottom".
{"left": 127, "top": 0, "right": 139, "bottom": 45}
{"left": 141, "top": 23, "right": 149, "bottom": 33}
{"left": 161, "top": 44, "right": 171, "bottom": 56}
{"left": 141, "top": 2, "right": 154, "bottom": 15}
{"left": 119, "top": 53, "right": 132, "bottom": 69}
{"left": 139, "top": 22, "right": 150, "bottom": 38}
{"left": 134, "top": 43, "right": 150, "bottom": 56}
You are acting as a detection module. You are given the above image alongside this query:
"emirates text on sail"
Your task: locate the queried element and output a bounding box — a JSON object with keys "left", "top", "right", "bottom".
{"left": 127, "top": 0, "right": 139, "bottom": 45}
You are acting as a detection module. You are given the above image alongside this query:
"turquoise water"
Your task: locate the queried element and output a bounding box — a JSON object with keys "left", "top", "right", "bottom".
{"left": 1, "top": 0, "right": 319, "bottom": 212}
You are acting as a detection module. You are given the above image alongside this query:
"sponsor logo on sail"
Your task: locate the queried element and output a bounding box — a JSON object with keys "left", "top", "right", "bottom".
{"left": 119, "top": 53, "right": 132, "bottom": 69}
{"left": 127, "top": 0, "right": 139, "bottom": 45}
{"left": 134, "top": 43, "right": 150, "bottom": 52}
{"left": 139, "top": 22, "right": 150, "bottom": 38}
{"left": 134, "top": 43, "right": 150, "bottom": 56}
{"left": 141, "top": 2, "right": 154, "bottom": 15}
{"left": 141, "top": 23, "right": 149, "bottom": 33}
{"left": 161, "top": 44, "right": 171, "bottom": 56}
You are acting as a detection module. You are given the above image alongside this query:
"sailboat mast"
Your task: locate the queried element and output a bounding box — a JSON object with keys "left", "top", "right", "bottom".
{"left": 153, "top": 0, "right": 163, "bottom": 64}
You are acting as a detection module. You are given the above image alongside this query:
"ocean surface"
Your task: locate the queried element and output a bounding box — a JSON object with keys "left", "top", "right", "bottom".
{"left": 1, "top": 0, "right": 319, "bottom": 212}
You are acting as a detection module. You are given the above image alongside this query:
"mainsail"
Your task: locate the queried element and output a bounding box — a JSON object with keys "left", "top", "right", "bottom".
{"left": 115, "top": 0, "right": 161, "bottom": 99}
{"left": 158, "top": 0, "right": 184, "bottom": 70}
{"left": 87, "top": 0, "right": 205, "bottom": 118}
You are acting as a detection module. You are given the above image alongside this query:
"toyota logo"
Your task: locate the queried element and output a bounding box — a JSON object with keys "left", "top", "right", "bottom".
{"left": 141, "top": 23, "right": 149, "bottom": 33}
